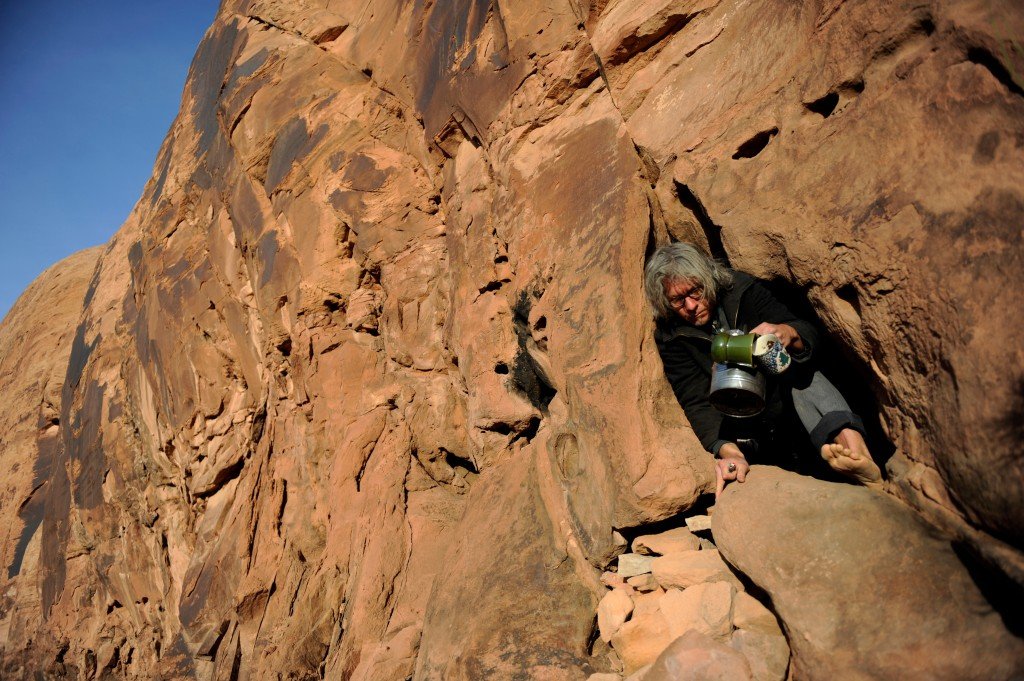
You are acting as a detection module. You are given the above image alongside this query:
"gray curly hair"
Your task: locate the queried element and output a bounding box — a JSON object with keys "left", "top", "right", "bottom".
{"left": 644, "top": 242, "right": 733, "bottom": 319}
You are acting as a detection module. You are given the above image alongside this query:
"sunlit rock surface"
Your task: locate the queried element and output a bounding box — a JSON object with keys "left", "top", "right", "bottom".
{"left": 1, "top": 0, "right": 1022, "bottom": 678}
{"left": 714, "top": 466, "right": 1024, "bottom": 680}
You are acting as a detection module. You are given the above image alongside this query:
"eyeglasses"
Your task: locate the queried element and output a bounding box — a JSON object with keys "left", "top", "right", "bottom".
{"left": 668, "top": 285, "right": 704, "bottom": 309}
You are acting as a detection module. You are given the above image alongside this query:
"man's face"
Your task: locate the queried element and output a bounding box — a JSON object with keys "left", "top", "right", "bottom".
{"left": 664, "top": 277, "right": 711, "bottom": 326}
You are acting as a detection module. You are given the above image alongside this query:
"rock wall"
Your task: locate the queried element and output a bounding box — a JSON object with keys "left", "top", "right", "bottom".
{"left": 1, "top": 0, "right": 1022, "bottom": 678}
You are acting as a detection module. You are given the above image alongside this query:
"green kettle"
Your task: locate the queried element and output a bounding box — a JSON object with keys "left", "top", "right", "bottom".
{"left": 711, "top": 330, "right": 758, "bottom": 367}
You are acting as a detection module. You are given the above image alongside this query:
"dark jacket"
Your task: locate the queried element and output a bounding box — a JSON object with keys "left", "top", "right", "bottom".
{"left": 654, "top": 271, "right": 819, "bottom": 457}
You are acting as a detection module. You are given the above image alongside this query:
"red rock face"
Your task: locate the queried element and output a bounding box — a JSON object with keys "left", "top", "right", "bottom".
{"left": 0, "top": 0, "right": 1022, "bottom": 678}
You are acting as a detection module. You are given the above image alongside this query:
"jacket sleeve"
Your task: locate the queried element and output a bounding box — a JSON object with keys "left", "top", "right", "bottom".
{"left": 658, "top": 338, "right": 725, "bottom": 453}
{"left": 742, "top": 280, "right": 818, "bottom": 364}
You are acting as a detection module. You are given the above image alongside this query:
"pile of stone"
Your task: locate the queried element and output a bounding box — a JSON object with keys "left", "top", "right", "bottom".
{"left": 589, "top": 517, "right": 788, "bottom": 681}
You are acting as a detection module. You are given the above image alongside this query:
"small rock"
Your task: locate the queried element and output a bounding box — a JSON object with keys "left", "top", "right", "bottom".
{"left": 617, "top": 553, "right": 655, "bottom": 578}
{"left": 732, "top": 592, "right": 782, "bottom": 637}
{"left": 632, "top": 527, "right": 701, "bottom": 555}
{"left": 610, "top": 609, "right": 675, "bottom": 674}
{"left": 626, "top": 573, "right": 659, "bottom": 592}
{"left": 651, "top": 549, "right": 743, "bottom": 591}
{"left": 730, "top": 629, "right": 789, "bottom": 681}
{"left": 698, "top": 537, "right": 716, "bottom": 551}
{"left": 632, "top": 589, "right": 665, "bottom": 617}
{"left": 685, "top": 515, "right": 713, "bottom": 532}
{"left": 612, "top": 530, "right": 629, "bottom": 550}
{"left": 601, "top": 571, "right": 635, "bottom": 593}
{"left": 659, "top": 582, "right": 736, "bottom": 641}
{"left": 599, "top": 589, "right": 635, "bottom": 643}
{"left": 644, "top": 630, "right": 753, "bottom": 681}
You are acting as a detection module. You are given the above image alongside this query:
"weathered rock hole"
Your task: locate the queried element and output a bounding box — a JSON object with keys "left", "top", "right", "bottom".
{"left": 512, "top": 291, "right": 558, "bottom": 411}
{"left": 835, "top": 283, "right": 862, "bottom": 315}
{"left": 511, "top": 348, "right": 557, "bottom": 411}
{"left": 494, "top": 362, "right": 509, "bottom": 375}
{"left": 484, "top": 422, "right": 513, "bottom": 435}
{"left": 511, "top": 416, "right": 541, "bottom": 444}
{"left": 732, "top": 128, "right": 779, "bottom": 159}
{"left": 445, "top": 451, "right": 478, "bottom": 474}
{"left": 276, "top": 337, "right": 292, "bottom": 356}
{"left": 478, "top": 280, "right": 503, "bottom": 294}
{"left": 967, "top": 46, "right": 1024, "bottom": 97}
{"left": 805, "top": 92, "right": 840, "bottom": 118}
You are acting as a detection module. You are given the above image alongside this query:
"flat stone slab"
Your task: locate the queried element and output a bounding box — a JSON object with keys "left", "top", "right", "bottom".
{"left": 685, "top": 515, "right": 713, "bottom": 532}
{"left": 632, "top": 527, "right": 701, "bottom": 555}
{"left": 617, "top": 552, "right": 655, "bottom": 578}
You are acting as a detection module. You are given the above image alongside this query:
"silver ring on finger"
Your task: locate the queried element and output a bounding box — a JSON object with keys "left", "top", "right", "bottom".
{"left": 727, "top": 462, "right": 737, "bottom": 473}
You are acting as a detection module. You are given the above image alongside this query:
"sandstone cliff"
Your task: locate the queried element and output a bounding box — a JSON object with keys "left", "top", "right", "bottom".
{"left": 1, "top": 0, "right": 1022, "bottom": 678}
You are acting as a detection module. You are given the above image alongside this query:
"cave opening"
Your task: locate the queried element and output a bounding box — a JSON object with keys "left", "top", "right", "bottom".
{"left": 762, "top": 278, "right": 897, "bottom": 477}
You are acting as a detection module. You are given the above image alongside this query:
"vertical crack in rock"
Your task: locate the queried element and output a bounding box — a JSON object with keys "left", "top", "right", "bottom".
{"left": 672, "top": 182, "right": 730, "bottom": 265}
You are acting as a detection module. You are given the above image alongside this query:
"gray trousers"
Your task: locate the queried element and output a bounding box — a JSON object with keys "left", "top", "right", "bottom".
{"left": 791, "top": 370, "right": 865, "bottom": 451}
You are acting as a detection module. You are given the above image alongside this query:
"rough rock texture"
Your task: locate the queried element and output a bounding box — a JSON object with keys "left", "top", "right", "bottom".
{"left": 714, "top": 466, "right": 1024, "bottom": 680}
{"left": 1, "top": 0, "right": 1023, "bottom": 678}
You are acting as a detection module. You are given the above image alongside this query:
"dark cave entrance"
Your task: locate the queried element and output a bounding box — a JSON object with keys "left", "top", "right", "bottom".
{"left": 760, "top": 277, "right": 897, "bottom": 480}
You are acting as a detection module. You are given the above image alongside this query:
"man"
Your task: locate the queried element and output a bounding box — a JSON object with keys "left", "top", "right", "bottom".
{"left": 645, "top": 242, "right": 882, "bottom": 497}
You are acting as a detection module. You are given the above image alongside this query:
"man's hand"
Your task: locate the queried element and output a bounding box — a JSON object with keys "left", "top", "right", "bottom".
{"left": 715, "top": 443, "right": 749, "bottom": 499}
{"left": 750, "top": 322, "right": 804, "bottom": 352}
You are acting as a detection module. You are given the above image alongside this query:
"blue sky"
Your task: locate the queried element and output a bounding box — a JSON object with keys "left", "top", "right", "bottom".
{"left": 0, "top": 1, "right": 218, "bottom": 321}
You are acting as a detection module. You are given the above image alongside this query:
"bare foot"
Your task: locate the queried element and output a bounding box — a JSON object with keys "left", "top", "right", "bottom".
{"left": 820, "top": 428, "right": 882, "bottom": 488}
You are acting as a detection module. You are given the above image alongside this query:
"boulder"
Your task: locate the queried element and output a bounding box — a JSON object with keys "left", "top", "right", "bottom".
{"left": 644, "top": 630, "right": 753, "bottom": 681}
{"left": 714, "top": 466, "right": 1024, "bottom": 680}
{"left": 651, "top": 550, "right": 743, "bottom": 591}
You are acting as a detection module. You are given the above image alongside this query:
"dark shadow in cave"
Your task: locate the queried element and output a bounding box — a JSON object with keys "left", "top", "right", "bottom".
{"left": 952, "top": 540, "right": 1024, "bottom": 638}
{"left": 761, "top": 278, "right": 897, "bottom": 479}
